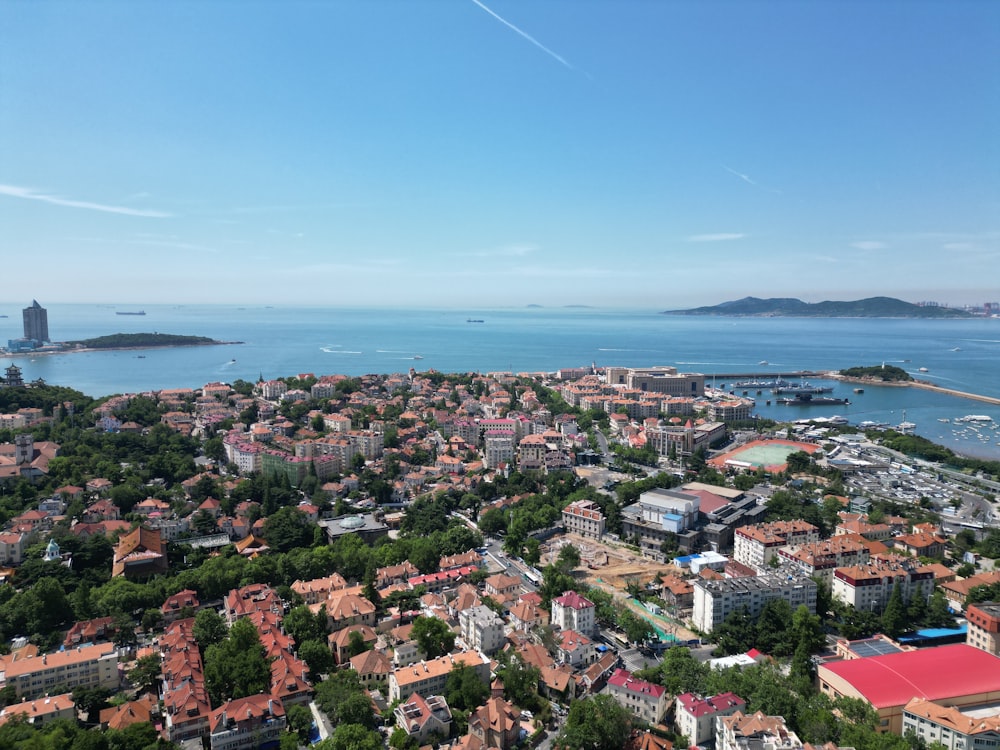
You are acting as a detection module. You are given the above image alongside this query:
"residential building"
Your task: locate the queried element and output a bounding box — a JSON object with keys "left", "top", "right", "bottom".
{"left": 111, "top": 526, "right": 167, "bottom": 579}
{"left": 224, "top": 583, "right": 283, "bottom": 625}
{"left": 902, "top": 697, "right": 1000, "bottom": 750}
{"left": 462, "top": 696, "right": 522, "bottom": 750}
{"left": 325, "top": 592, "right": 377, "bottom": 630}
{"left": 0, "top": 642, "right": 119, "bottom": 698}
{"left": 966, "top": 602, "right": 1000, "bottom": 656}
{"left": 733, "top": 521, "right": 820, "bottom": 572}
{"left": 63, "top": 616, "right": 116, "bottom": 648}
{"left": 349, "top": 649, "right": 392, "bottom": 690}
{"left": 607, "top": 669, "right": 668, "bottom": 725}
{"left": 394, "top": 693, "right": 453, "bottom": 745}
{"left": 675, "top": 692, "right": 746, "bottom": 747}
{"left": 484, "top": 573, "right": 522, "bottom": 599}
{"left": 0, "top": 693, "right": 75, "bottom": 727}
{"left": 551, "top": 591, "right": 596, "bottom": 636}
{"left": 716, "top": 711, "right": 802, "bottom": 750}
{"left": 208, "top": 695, "right": 286, "bottom": 750}
{"left": 691, "top": 574, "right": 817, "bottom": 634}
{"left": 22, "top": 300, "right": 48, "bottom": 345}
{"left": 555, "top": 629, "right": 596, "bottom": 668}
{"left": 388, "top": 651, "right": 490, "bottom": 703}
{"left": 0, "top": 532, "right": 27, "bottom": 566}
{"left": 459, "top": 605, "right": 506, "bottom": 655}
{"left": 776, "top": 535, "right": 870, "bottom": 582}
{"left": 483, "top": 432, "right": 515, "bottom": 469}
{"left": 562, "top": 499, "right": 606, "bottom": 540}
{"left": 831, "top": 555, "right": 935, "bottom": 611}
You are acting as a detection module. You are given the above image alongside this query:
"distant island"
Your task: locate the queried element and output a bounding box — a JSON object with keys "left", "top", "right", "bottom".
{"left": 66, "top": 333, "right": 239, "bottom": 349}
{"left": 839, "top": 364, "right": 913, "bottom": 382}
{"left": 662, "top": 296, "right": 972, "bottom": 318}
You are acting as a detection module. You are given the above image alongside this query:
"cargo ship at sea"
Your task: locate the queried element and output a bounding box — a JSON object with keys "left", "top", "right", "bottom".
{"left": 116, "top": 310, "right": 146, "bottom": 316}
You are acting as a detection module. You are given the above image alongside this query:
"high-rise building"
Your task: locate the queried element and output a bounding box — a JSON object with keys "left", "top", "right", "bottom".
{"left": 22, "top": 300, "right": 49, "bottom": 344}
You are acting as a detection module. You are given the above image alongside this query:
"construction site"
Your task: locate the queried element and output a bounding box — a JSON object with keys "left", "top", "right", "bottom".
{"left": 541, "top": 531, "right": 700, "bottom": 642}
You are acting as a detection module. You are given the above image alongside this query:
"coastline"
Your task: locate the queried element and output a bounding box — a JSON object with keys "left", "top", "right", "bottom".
{"left": 1, "top": 341, "right": 243, "bottom": 357}
{"left": 828, "top": 372, "right": 1000, "bottom": 407}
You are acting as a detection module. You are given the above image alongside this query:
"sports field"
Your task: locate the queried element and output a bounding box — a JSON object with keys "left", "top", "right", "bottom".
{"left": 709, "top": 439, "right": 819, "bottom": 473}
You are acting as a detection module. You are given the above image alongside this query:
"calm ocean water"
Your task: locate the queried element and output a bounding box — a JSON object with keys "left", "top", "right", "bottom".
{"left": 2, "top": 304, "right": 999, "bottom": 459}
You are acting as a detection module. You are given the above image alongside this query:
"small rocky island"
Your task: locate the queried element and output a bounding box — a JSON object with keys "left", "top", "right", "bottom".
{"left": 66, "top": 333, "right": 240, "bottom": 349}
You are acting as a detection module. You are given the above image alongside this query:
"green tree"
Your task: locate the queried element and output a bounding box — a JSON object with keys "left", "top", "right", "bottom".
{"left": 445, "top": 663, "right": 490, "bottom": 711}
{"left": 192, "top": 608, "right": 227, "bottom": 650}
{"left": 298, "top": 639, "right": 334, "bottom": 681}
{"left": 203, "top": 618, "right": 271, "bottom": 705}
{"left": 287, "top": 703, "right": 314, "bottom": 743}
{"left": 411, "top": 615, "right": 456, "bottom": 659}
{"left": 262, "top": 506, "right": 316, "bottom": 553}
{"left": 556, "top": 544, "right": 581, "bottom": 572}
{"left": 881, "top": 582, "right": 908, "bottom": 638}
{"left": 314, "top": 669, "right": 376, "bottom": 728}
{"left": 327, "top": 724, "right": 382, "bottom": 750}
{"left": 522, "top": 538, "right": 542, "bottom": 567}
{"left": 127, "top": 654, "right": 162, "bottom": 695}
{"left": 558, "top": 694, "right": 632, "bottom": 750}
{"left": 347, "top": 630, "right": 372, "bottom": 658}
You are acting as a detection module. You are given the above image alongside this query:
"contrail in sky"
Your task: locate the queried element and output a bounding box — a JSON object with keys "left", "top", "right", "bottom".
{"left": 0, "top": 183, "right": 172, "bottom": 217}
{"left": 471, "top": 0, "right": 573, "bottom": 70}
{"left": 723, "top": 166, "right": 757, "bottom": 186}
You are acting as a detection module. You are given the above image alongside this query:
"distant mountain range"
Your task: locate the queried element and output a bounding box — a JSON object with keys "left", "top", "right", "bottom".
{"left": 662, "top": 296, "right": 971, "bottom": 318}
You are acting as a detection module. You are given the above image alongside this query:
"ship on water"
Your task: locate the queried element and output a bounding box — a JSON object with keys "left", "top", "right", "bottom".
{"left": 116, "top": 310, "right": 146, "bottom": 316}
{"left": 778, "top": 393, "right": 850, "bottom": 406}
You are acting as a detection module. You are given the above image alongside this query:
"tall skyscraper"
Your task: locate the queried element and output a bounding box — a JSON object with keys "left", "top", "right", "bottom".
{"left": 22, "top": 300, "right": 49, "bottom": 344}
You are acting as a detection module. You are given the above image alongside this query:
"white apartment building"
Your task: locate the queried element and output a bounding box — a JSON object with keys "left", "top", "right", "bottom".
{"left": 902, "top": 698, "right": 1000, "bottom": 750}
{"left": 676, "top": 692, "right": 746, "bottom": 747}
{"left": 607, "top": 669, "right": 668, "bottom": 725}
{"left": 692, "top": 574, "right": 817, "bottom": 634}
{"left": 551, "top": 591, "right": 596, "bottom": 637}
{"left": 832, "top": 556, "right": 935, "bottom": 611}
{"left": 459, "top": 605, "right": 506, "bottom": 655}
{"left": 483, "top": 433, "right": 515, "bottom": 469}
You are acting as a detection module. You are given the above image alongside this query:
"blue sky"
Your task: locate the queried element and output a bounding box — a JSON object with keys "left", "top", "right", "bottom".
{"left": 1, "top": 1, "right": 997, "bottom": 309}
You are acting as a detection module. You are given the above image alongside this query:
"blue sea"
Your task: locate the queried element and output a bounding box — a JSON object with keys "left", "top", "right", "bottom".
{"left": 2, "top": 304, "right": 999, "bottom": 459}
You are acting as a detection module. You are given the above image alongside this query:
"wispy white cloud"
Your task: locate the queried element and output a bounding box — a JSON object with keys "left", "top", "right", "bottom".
{"left": 722, "top": 166, "right": 782, "bottom": 194}
{"left": 471, "top": 0, "right": 574, "bottom": 70}
{"left": 723, "top": 166, "right": 757, "bottom": 186}
{"left": 458, "top": 243, "right": 538, "bottom": 258}
{"left": 850, "top": 241, "right": 888, "bottom": 251}
{"left": 0, "top": 184, "right": 172, "bottom": 217}
{"left": 686, "top": 233, "right": 745, "bottom": 243}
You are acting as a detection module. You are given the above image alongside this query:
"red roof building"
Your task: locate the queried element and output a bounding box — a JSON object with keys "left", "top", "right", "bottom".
{"left": 607, "top": 669, "right": 668, "bottom": 724}
{"left": 817, "top": 644, "right": 1000, "bottom": 733}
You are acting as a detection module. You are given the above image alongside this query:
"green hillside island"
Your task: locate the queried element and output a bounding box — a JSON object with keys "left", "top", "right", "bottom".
{"left": 66, "top": 332, "right": 238, "bottom": 349}
{"left": 662, "top": 296, "right": 972, "bottom": 318}
{"left": 839, "top": 364, "right": 913, "bottom": 382}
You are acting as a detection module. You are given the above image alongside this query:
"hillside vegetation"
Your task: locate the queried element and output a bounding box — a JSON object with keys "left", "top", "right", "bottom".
{"left": 663, "top": 296, "right": 971, "bottom": 318}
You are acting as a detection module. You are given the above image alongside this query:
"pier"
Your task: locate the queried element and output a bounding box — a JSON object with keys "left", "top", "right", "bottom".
{"left": 704, "top": 370, "right": 1000, "bottom": 408}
